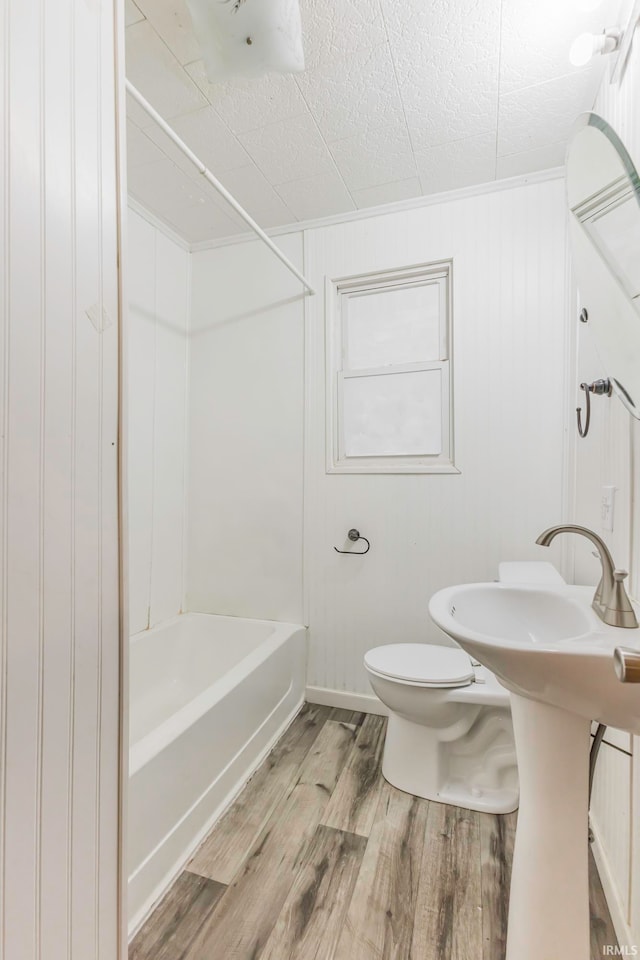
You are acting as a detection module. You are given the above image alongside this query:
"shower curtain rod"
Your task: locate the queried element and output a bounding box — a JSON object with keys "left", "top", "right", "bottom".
{"left": 125, "top": 80, "right": 316, "bottom": 296}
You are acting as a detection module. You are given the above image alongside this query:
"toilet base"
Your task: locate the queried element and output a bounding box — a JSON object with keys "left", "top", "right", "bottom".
{"left": 382, "top": 710, "right": 519, "bottom": 815}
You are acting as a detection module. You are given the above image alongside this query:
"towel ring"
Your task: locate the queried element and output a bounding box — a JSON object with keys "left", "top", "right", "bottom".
{"left": 334, "top": 528, "right": 370, "bottom": 555}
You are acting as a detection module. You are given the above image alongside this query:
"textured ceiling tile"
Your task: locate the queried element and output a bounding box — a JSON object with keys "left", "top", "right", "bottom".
{"left": 500, "top": 0, "right": 620, "bottom": 96}
{"left": 186, "top": 60, "right": 308, "bottom": 134}
{"left": 415, "top": 132, "right": 496, "bottom": 195}
{"left": 125, "top": 0, "right": 145, "bottom": 27}
{"left": 124, "top": 0, "right": 616, "bottom": 235}
{"left": 126, "top": 91, "right": 155, "bottom": 129}
{"left": 328, "top": 124, "right": 417, "bottom": 191}
{"left": 169, "top": 106, "right": 252, "bottom": 173}
{"left": 128, "top": 157, "right": 211, "bottom": 213}
{"left": 128, "top": 156, "right": 245, "bottom": 239}
{"left": 496, "top": 141, "right": 567, "bottom": 180}
{"left": 405, "top": 56, "right": 498, "bottom": 149}
{"left": 497, "top": 68, "right": 602, "bottom": 157}
{"left": 217, "top": 164, "right": 296, "bottom": 228}
{"left": 382, "top": 0, "right": 501, "bottom": 72}
{"left": 134, "top": 0, "right": 201, "bottom": 65}
{"left": 299, "top": 0, "right": 387, "bottom": 71}
{"left": 126, "top": 20, "right": 207, "bottom": 120}
{"left": 237, "top": 112, "right": 335, "bottom": 185}
{"left": 142, "top": 122, "right": 200, "bottom": 175}
{"left": 351, "top": 177, "right": 422, "bottom": 209}
{"left": 275, "top": 171, "right": 355, "bottom": 221}
{"left": 162, "top": 200, "right": 246, "bottom": 243}
{"left": 295, "top": 43, "right": 405, "bottom": 143}
{"left": 126, "top": 120, "right": 164, "bottom": 168}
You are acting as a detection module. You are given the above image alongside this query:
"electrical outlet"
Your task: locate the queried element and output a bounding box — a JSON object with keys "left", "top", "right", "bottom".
{"left": 601, "top": 485, "right": 616, "bottom": 533}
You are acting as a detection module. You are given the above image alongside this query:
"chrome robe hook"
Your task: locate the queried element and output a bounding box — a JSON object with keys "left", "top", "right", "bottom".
{"left": 577, "top": 379, "right": 612, "bottom": 438}
{"left": 334, "top": 529, "right": 370, "bottom": 555}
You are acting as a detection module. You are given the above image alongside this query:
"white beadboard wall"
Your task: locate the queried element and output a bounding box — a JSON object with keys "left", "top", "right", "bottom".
{"left": 186, "top": 234, "right": 305, "bottom": 623}
{"left": 128, "top": 208, "right": 189, "bottom": 634}
{"left": 304, "top": 177, "right": 571, "bottom": 695}
{"left": 571, "top": 34, "right": 640, "bottom": 949}
{"left": 183, "top": 176, "right": 570, "bottom": 686}
{"left": 1, "top": 0, "right": 121, "bottom": 958}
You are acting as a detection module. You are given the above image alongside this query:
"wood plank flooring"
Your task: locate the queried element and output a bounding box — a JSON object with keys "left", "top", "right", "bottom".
{"left": 322, "top": 714, "right": 386, "bottom": 838}
{"left": 413, "top": 803, "right": 483, "bottom": 960}
{"left": 335, "top": 780, "right": 429, "bottom": 960}
{"left": 129, "top": 703, "right": 617, "bottom": 960}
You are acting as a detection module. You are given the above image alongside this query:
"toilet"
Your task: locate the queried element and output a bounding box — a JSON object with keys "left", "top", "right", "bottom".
{"left": 365, "top": 642, "right": 519, "bottom": 814}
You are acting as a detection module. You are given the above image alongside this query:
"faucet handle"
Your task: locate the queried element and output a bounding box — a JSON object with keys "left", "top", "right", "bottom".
{"left": 614, "top": 646, "right": 640, "bottom": 682}
{"left": 604, "top": 570, "right": 639, "bottom": 629}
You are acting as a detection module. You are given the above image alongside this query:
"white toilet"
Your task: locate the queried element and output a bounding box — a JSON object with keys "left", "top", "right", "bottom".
{"left": 365, "top": 642, "right": 519, "bottom": 814}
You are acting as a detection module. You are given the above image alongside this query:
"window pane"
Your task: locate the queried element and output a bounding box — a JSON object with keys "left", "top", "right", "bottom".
{"left": 345, "top": 283, "right": 441, "bottom": 369}
{"left": 342, "top": 369, "right": 442, "bottom": 457}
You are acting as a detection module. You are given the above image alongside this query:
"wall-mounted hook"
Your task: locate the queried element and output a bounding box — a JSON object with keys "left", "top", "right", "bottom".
{"left": 334, "top": 528, "right": 370, "bottom": 555}
{"left": 577, "top": 378, "right": 612, "bottom": 438}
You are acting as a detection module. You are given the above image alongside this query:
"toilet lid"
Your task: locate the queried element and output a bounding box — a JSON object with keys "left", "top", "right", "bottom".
{"left": 364, "top": 644, "right": 475, "bottom": 687}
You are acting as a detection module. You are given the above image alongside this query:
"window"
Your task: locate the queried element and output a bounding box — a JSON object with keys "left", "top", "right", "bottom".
{"left": 327, "top": 262, "right": 456, "bottom": 474}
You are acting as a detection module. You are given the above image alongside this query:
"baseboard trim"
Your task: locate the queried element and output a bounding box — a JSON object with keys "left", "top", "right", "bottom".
{"left": 305, "top": 685, "right": 388, "bottom": 716}
{"left": 590, "top": 814, "right": 635, "bottom": 950}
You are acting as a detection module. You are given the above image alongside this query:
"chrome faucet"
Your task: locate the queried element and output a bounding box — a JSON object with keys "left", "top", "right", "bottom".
{"left": 536, "top": 524, "right": 638, "bottom": 629}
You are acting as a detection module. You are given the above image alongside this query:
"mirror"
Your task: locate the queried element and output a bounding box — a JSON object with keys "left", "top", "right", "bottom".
{"left": 566, "top": 113, "right": 640, "bottom": 419}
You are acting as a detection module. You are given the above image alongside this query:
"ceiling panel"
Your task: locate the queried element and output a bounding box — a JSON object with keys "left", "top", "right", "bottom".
{"left": 328, "top": 122, "right": 417, "bottom": 191}
{"left": 127, "top": 154, "right": 208, "bottom": 210}
{"left": 161, "top": 201, "right": 244, "bottom": 243}
{"left": 133, "top": 0, "right": 201, "bottom": 65}
{"left": 404, "top": 56, "right": 499, "bottom": 149}
{"left": 275, "top": 171, "right": 356, "bottom": 221}
{"left": 126, "top": 19, "right": 207, "bottom": 120}
{"left": 415, "top": 132, "right": 497, "bottom": 194}
{"left": 142, "top": 119, "right": 207, "bottom": 175}
{"left": 500, "top": 0, "right": 617, "bottom": 95}
{"left": 300, "top": 0, "right": 389, "bottom": 71}
{"left": 497, "top": 68, "right": 604, "bottom": 156}
{"left": 169, "top": 106, "right": 252, "bottom": 173}
{"left": 127, "top": 119, "right": 164, "bottom": 168}
{"left": 217, "top": 165, "right": 296, "bottom": 228}
{"left": 125, "top": 0, "right": 624, "bottom": 244}
{"left": 351, "top": 177, "right": 422, "bottom": 209}
{"left": 496, "top": 141, "right": 568, "bottom": 180}
{"left": 237, "top": 112, "right": 337, "bottom": 185}
{"left": 125, "top": 0, "right": 144, "bottom": 27}
{"left": 295, "top": 43, "right": 406, "bottom": 143}
{"left": 186, "top": 61, "right": 309, "bottom": 134}
{"left": 380, "top": 0, "right": 502, "bottom": 70}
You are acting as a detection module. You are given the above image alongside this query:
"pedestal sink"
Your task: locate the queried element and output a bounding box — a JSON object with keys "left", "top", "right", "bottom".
{"left": 429, "top": 581, "right": 640, "bottom": 960}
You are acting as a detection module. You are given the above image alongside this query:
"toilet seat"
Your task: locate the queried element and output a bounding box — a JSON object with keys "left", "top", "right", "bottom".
{"left": 364, "top": 643, "right": 475, "bottom": 688}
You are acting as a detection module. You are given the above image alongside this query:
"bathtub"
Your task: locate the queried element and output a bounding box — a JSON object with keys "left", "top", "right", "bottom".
{"left": 127, "top": 612, "right": 307, "bottom": 934}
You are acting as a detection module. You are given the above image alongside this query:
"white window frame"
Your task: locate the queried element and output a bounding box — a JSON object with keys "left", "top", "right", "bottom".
{"left": 326, "top": 261, "right": 458, "bottom": 475}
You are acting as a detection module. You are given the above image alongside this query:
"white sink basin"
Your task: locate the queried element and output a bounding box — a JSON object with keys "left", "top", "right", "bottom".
{"left": 429, "top": 581, "right": 640, "bottom": 733}
{"left": 428, "top": 580, "right": 640, "bottom": 960}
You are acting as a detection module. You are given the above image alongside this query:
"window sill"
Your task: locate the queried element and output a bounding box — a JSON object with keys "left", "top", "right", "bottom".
{"left": 326, "top": 462, "right": 461, "bottom": 476}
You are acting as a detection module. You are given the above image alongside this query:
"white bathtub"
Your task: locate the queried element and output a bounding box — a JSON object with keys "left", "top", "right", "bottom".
{"left": 127, "top": 612, "right": 306, "bottom": 934}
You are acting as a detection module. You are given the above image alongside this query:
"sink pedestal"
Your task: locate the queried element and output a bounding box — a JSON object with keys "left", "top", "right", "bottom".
{"left": 507, "top": 693, "right": 591, "bottom": 960}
